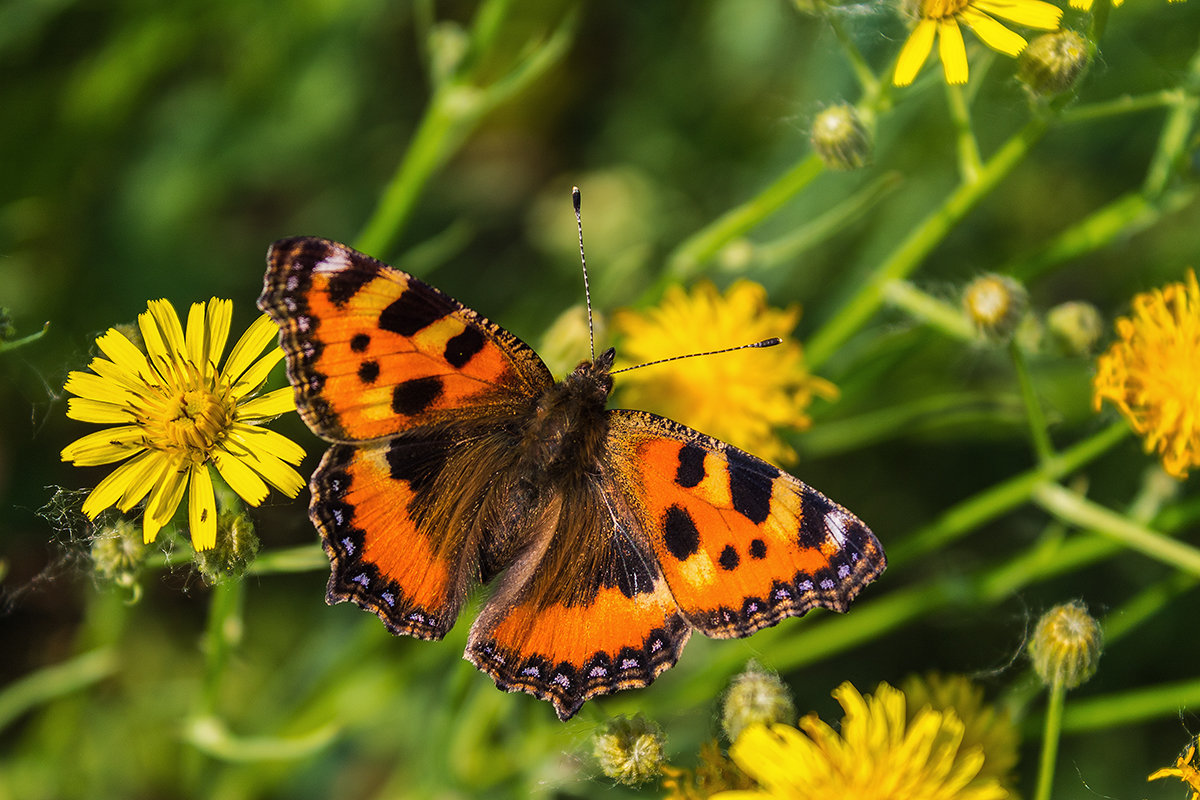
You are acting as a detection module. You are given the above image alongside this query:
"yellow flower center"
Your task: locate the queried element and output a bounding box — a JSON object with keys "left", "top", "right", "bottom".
{"left": 917, "top": 0, "right": 970, "bottom": 20}
{"left": 143, "top": 373, "right": 235, "bottom": 463}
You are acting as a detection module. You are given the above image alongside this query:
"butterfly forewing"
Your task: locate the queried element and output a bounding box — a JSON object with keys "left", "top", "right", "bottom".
{"left": 606, "top": 410, "right": 886, "bottom": 638}
{"left": 259, "top": 237, "right": 553, "bottom": 442}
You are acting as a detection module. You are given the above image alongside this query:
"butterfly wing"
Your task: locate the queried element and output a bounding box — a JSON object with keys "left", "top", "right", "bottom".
{"left": 259, "top": 237, "right": 555, "bottom": 639}
{"left": 466, "top": 487, "right": 690, "bottom": 721}
{"left": 606, "top": 410, "right": 885, "bottom": 638}
{"left": 259, "top": 236, "right": 553, "bottom": 442}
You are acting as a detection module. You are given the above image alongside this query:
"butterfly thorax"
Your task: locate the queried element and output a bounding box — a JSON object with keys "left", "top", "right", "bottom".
{"left": 515, "top": 347, "right": 615, "bottom": 483}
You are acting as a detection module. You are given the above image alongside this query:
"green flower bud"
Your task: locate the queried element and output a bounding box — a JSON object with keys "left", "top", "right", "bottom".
{"left": 811, "top": 104, "right": 872, "bottom": 171}
{"left": 1019, "top": 31, "right": 1090, "bottom": 97}
{"left": 1047, "top": 301, "right": 1103, "bottom": 356}
{"left": 194, "top": 511, "right": 260, "bottom": 584}
{"left": 721, "top": 662, "right": 796, "bottom": 743}
{"left": 91, "top": 518, "right": 146, "bottom": 600}
{"left": 1029, "top": 601, "right": 1103, "bottom": 689}
{"left": 593, "top": 714, "right": 666, "bottom": 786}
{"left": 963, "top": 274, "right": 1028, "bottom": 340}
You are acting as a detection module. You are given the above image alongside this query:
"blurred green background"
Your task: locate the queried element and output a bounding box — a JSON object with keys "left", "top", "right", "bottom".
{"left": 2, "top": 1, "right": 1200, "bottom": 798}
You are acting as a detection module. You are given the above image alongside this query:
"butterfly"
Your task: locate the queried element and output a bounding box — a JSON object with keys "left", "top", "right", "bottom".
{"left": 258, "top": 221, "right": 885, "bottom": 721}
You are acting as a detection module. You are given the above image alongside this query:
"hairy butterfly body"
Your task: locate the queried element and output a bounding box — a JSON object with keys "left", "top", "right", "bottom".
{"left": 259, "top": 235, "right": 885, "bottom": 720}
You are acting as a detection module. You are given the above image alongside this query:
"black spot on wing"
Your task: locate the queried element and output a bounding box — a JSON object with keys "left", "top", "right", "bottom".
{"left": 718, "top": 545, "right": 739, "bottom": 571}
{"left": 386, "top": 433, "right": 453, "bottom": 498}
{"left": 750, "top": 538, "right": 768, "bottom": 559}
{"left": 728, "top": 449, "right": 775, "bottom": 525}
{"left": 392, "top": 376, "right": 443, "bottom": 416}
{"left": 444, "top": 326, "right": 486, "bottom": 368}
{"left": 326, "top": 257, "right": 379, "bottom": 307}
{"left": 357, "top": 360, "right": 380, "bottom": 384}
{"left": 675, "top": 443, "right": 706, "bottom": 488}
{"left": 379, "top": 286, "right": 453, "bottom": 337}
{"left": 350, "top": 333, "right": 371, "bottom": 352}
{"left": 798, "top": 489, "right": 836, "bottom": 549}
{"left": 663, "top": 505, "right": 700, "bottom": 560}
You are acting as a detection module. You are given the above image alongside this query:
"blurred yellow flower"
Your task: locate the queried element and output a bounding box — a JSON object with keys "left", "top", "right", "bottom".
{"left": 613, "top": 280, "right": 835, "bottom": 465}
{"left": 713, "top": 681, "right": 1010, "bottom": 800}
{"left": 1071, "top": 0, "right": 1185, "bottom": 10}
{"left": 62, "top": 298, "right": 304, "bottom": 550}
{"left": 1149, "top": 742, "right": 1200, "bottom": 800}
{"left": 1093, "top": 270, "right": 1200, "bottom": 479}
{"left": 893, "top": 0, "right": 1062, "bottom": 86}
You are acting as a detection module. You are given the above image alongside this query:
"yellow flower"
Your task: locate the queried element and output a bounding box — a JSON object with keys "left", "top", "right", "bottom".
{"left": 1093, "top": 270, "right": 1200, "bottom": 479}
{"left": 893, "top": 0, "right": 1063, "bottom": 87}
{"left": 1149, "top": 742, "right": 1200, "bottom": 800}
{"left": 613, "top": 280, "right": 836, "bottom": 465}
{"left": 1071, "top": 0, "right": 1185, "bottom": 11}
{"left": 62, "top": 298, "right": 304, "bottom": 550}
{"left": 713, "top": 681, "right": 1010, "bottom": 800}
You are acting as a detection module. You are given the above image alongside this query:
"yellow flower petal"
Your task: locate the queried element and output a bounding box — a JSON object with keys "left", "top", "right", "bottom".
{"left": 61, "top": 426, "right": 146, "bottom": 466}
{"left": 81, "top": 450, "right": 157, "bottom": 519}
{"left": 228, "top": 423, "right": 307, "bottom": 465}
{"left": 895, "top": 19, "right": 938, "bottom": 86}
{"left": 228, "top": 346, "right": 285, "bottom": 401}
{"left": 143, "top": 463, "right": 188, "bottom": 543}
{"left": 938, "top": 20, "right": 970, "bottom": 85}
{"left": 974, "top": 0, "right": 1062, "bottom": 29}
{"left": 188, "top": 463, "right": 217, "bottom": 551}
{"left": 115, "top": 451, "right": 168, "bottom": 512}
{"left": 236, "top": 386, "right": 298, "bottom": 420}
{"left": 205, "top": 297, "right": 233, "bottom": 369}
{"left": 95, "top": 328, "right": 152, "bottom": 376}
{"left": 64, "top": 370, "right": 133, "bottom": 404}
{"left": 961, "top": 9, "right": 1029, "bottom": 57}
{"left": 139, "top": 299, "right": 186, "bottom": 379}
{"left": 67, "top": 398, "right": 136, "bottom": 425}
{"left": 222, "top": 314, "right": 279, "bottom": 386}
{"left": 212, "top": 449, "right": 270, "bottom": 507}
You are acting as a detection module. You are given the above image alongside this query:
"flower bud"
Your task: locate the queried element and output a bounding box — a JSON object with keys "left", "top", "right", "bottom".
{"left": 1019, "top": 31, "right": 1090, "bottom": 97}
{"left": 1029, "top": 601, "right": 1103, "bottom": 689}
{"left": 811, "top": 104, "right": 872, "bottom": 171}
{"left": 593, "top": 714, "right": 666, "bottom": 786}
{"left": 1047, "top": 301, "right": 1103, "bottom": 356}
{"left": 91, "top": 518, "right": 146, "bottom": 597}
{"left": 963, "top": 274, "right": 1028, "bottom": 340}
{"left": 722, "top": 661, "right": 796, "bottom": 743}
{"left": 194, "top": 511, "right": 260, "bottom": 584}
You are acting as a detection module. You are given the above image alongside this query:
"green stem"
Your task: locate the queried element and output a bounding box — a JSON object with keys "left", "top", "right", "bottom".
{"left": 1033, "top": 482, "right": 1200, "bottom": 576}
{"left": 1059, "top": 89, "right": 1180, "bottom": 124}
{"left": 202, "top": 579, "right": 245, "bottom": 713}
{"left": 1143, "top": 46, "right": 1200, "bottom": 197}
{"left": 1034, "top": 678, "right": 1066, "bottom": 800}
{"left": 823, "top": 5, "right": 879, "bottom": 100}
{"left": 1059, "top": 675, "right": 1200, "bottom": 732}
{"left": 806, "top": 114, "right": 1049, "bottom": 369}
{"left": 945, "top": 84, "right": 982, "bottom": 183}
{"left": 1010, "top": 340, "right": 1055, "bottom": 464}
{"left": 891, "top": 421, "right": 1129, "bottom": 564}
{"left": 0, "top": 648, "right": 117, "bottom": 732}
{"left": 0, "top": 322, "right": 49, "bottom": 354}
{"left": 664, "top": 154, "right": 824, "bottom": 281}
{"left": 882, "top": 279, "right": 974, "bottom": 341}
{"left": 248, "top": 542, "right": 327, "bottom": 575}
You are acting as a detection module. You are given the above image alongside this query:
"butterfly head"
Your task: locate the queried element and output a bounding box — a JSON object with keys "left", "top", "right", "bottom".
{"left": 562, "top": 346, "right": 616, "bottom": 404}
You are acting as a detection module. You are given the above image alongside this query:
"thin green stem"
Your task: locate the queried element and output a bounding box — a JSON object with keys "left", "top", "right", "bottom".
{"left": 946, "top": 84, "right": 982, "bottom": 183}
{"left": 1034, "top": 679, "right": 1066, "bottom": 800}
{"left": 201, "top": 579, "right": 245, "bottom": 713}
{"left": 248, "top": 542, "right": 327, "bottom": 575}
{"left": 806, "top": 114, "right": 1049, "bottom": 369}
{"left": 1059, "top": 675, "right": 1200, "bottom": 732}
{"left": 891, "top": 421, "right": 1129, "bottom": 564}
{"left": 1143, "top": 46, "right": 1200, "bottom": 197}
{"left": 1010, "top": 340, "right": 1055, "bottom": 464}
{"left": 1033, "top": 482, "right": 1200, "bottom": 576}
{"left": 664, "top": 155, "right": 824, "bottom": 281}
{"left": 1059, "top": 89, "right": 1180, "bottom": 125}
{"left": 0, "top": 648, "right": 117, "bottom": 732}
{"left": 0, "top": 322, "right": 49, "bottom": 354}
{"left": 882, "top": 280, "right": 974, "bottom": 341}
{"left": 823, "top": 5, "right": 879, "bottom": 100}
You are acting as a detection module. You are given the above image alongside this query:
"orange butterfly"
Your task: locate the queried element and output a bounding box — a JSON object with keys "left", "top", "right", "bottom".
{"left": 258, "top": 216, "right": 884, "bottom": 720}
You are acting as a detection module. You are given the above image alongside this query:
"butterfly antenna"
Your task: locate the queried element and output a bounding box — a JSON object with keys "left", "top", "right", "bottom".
{"left": 609, "top": 338, "right": 783, "bottom": 375}
{"left": 572, "top": 186, "right": 596, "bottom": 363}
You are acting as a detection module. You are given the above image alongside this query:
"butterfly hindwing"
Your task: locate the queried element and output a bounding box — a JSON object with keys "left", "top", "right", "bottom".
{"left": 466, "top": 488, "right": 690, "bottom": 721}
{"left": 259, "top": 237, "right": 553, "bottom": 442}
{"left": 607, "top": 410, "right": 886, "bottom": 638}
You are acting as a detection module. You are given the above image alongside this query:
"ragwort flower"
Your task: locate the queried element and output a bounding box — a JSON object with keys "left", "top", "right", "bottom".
{"left": 1093, "top": 270, "right": 1200, "bottom": 479}
{"left": 62, "top": 298, "right": 304, "bottom": 550}
{"left": 1149, "top": 741, "right": 1200, "bottom": 800}
{"left": 714, "top": 681, "right": 1010, "bottom": 800}
{"left": 613, "top": 280, "right": 836, "bottom": 465}
{"left": 894, "top": 0, "right": 1063, "bottom": 87}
